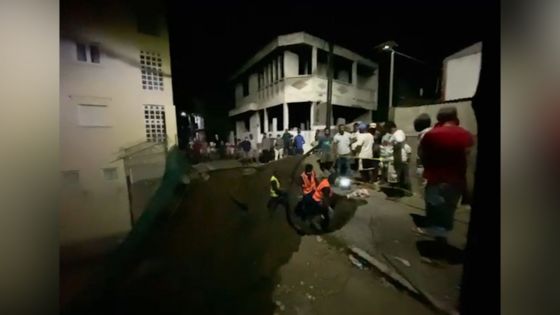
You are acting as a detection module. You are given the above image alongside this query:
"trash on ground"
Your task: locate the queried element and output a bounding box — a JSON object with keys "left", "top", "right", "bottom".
{"left": 316, "top": 236, "right": 323, "bottom": 243}
{"left": 348, "top": 254, "right": 366, "bottom": 270}
{"left": 393, "top": 256, "right": 411, "bottom": 267}
{"left": 346, "top": 188, "right": 371, "bottom": 199}
{"left": 300, "top": 281, "right": 305, "bottom": 286}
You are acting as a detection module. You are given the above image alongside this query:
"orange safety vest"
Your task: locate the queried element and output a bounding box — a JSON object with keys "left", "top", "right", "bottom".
{"left": 301, "top": 171, "right": 317, "bottom": 195}
{"left": 312, "top": 178, "right": 333, "bottom": 202}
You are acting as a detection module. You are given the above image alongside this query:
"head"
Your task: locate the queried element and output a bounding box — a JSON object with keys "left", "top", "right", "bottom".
{"left": 338, "top": 124, "right": 345, "bottom": 134}
{"left": 262, "top": 133, "right": 266, "bottom": 138}
{"left": 436, "top": 106, "right": 459, "bottom": 125}
{"left": 358, "top": 123, "right": 368, "bottom": 133}
{"left": 268, "top": 133, "right": 272, "bottom": 138}
{"left": 249, "top": 134, "right": 254, "bottom": 139}
{"left": 304, "top": 164, "right": 314, "bottom": 175}
{"left": 324, "top": 128, "right": 330, "bottom": 136}
{"left": 353, "top": 123, "right": 359, "bottom": 132}
{"left": 413, "top": 113, "right": 432, "bottom": 132}
{"left": 273, "top": 169, "right": 280, "bottom": 177}
{"left": 277, "top": 134, "right": 281, "bottom": 138}
{"left": 385, "top": 121, "right": 397, "bottom": 134}
{"left": 285, "top": 129, "right": 289, "bottom": 133}
{"left": 244, "top": 137, "right": 249, "bottom": 141}
{"left": 297, "top": 128, "right": 301, "bottom": 134}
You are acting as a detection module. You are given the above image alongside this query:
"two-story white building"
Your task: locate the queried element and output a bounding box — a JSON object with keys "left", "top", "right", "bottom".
{"left": 229, "top": 32, "right": 378, "bottom": 151}
{"left": 60, "top": 0, "right": 177, "bottom": 245}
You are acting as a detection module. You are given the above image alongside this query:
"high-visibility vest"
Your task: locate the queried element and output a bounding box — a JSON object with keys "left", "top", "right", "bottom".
{"left": 270, "top": 175, "right": 280, "bottom": 197}
{"left": 301, "top": 171, "right": 317, "bottom": 195}
{"left": 312, "top": 178, "right": 333, "bottom": 202}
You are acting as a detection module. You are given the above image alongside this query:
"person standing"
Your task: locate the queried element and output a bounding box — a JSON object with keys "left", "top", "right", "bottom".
{"left": 239, "top": 137, "right": 252, "bottom": 164}
{"left": 415, "top": 107, "right": 474, "bottom": 241}
{"left": 249, "top": 134, "right": 258, "bottom": 162}
{"left": 294, "top": 128, "right": 305, "bottom": 155}
{"left": 351, "top": 123, "right": 375, "bottom": 182}
{"left": 282, "top": 129, "right": 293, "bottom": 157}
{"left": 413, "top": 113, "right": 433, "bottom": 183}
{"left": 261, "top": 133, "right": 272, "bottom": 162}
{"left": 269, "top": 169, "right": 288, "bottom": 215}
{"left": 333, "top": 124, "right": 352, "bottom": 176}
{"left": 274, "top": 134, "right": 283, "bottom": 160}
{"left": 317, "top": 127, "right": 334, "bottom": 170}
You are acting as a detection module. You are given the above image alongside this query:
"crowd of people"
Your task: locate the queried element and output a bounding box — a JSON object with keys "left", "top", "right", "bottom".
{"left": 266, "top": 105, "right": 474, "bottom": 242}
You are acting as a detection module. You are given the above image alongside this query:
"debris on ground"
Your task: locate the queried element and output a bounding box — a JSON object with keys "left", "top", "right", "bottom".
{"left": 348, "top": 254, "right": 366, "bottom": 270}
{"left": 300, "top": 281, "right": 305, "bottom": 286}
{"left": 346, "top": 188, "right": 371, "bottom": 199}
{"left": 316, "top": 236, "right": 323, "bottom": 243}
{"left": 306, "top": 293, "right": 316, "bottom": 301}
{"left": 393, "top": 256, "right": 411, "bottom": 267}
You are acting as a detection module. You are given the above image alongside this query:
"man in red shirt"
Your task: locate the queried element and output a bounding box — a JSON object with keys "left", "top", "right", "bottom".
{"left": 416, "top": 106, "right": 474, "bottom": 240}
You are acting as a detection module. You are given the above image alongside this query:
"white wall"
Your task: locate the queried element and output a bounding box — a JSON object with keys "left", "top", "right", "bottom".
{"left": 284, "top": 50, "right": 299, "bottom": 77}
{"left": 60, "top": 1, "right": 177, "bottom": 245}
{"left": 444, "top": 52, "right": 481, "bottom": 101}
{"left": 392, "top": 100, "right": 477, "bottom": 136}
{"left": 249, "top": 73, "right": 258, "bottom": 94}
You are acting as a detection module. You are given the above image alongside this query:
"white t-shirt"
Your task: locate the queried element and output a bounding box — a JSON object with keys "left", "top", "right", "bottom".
{"left": 351, "top": 132, "right": 374, "bottom": 159}
{"left": 333, "top": 132, "right": 352, "bottom": 155}
{"left": 390, "top": 129, "right": 406, "bottom": 143}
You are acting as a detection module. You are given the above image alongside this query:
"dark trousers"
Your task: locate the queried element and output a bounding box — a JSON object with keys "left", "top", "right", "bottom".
{"left": 424, "top": 183, "right": 462, "bottom": 230}
{"left": 268, "top": 192, "right": 288, "bottom": 213}
{"left": 396, "top": 161, "right": 411, "bottom": 191}
{"left": 301, "top": 194, "right": 330, "bottom": 230}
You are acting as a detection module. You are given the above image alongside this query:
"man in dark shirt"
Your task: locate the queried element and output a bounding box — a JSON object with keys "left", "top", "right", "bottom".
{"left": 416, "top": 107, "right": 474, "bottom": 240}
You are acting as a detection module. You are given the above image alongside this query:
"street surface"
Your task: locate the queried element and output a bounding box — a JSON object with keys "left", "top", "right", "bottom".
{"left": 60, "top": 156, "right": 467, "bottom": 314}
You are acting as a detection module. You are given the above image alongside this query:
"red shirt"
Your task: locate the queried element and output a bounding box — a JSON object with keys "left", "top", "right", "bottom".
{"left": 420, "top": 124, "right": 474, "bottom": 188}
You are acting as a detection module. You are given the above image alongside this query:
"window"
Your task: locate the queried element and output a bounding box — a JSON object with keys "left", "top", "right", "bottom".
{"left": 144, "top": 105, "right": 167, "bottom": 142}
{"left": 77, "top": 104, "right": 110, "bottom": 127}
{"left": 102, "top": 168, "right": 118, "bottom": 180}
{"left": 140, "top": 50, "right": 164, "bottom": 91}
{"left": 76, "top": 43, "right": 87, "bottom": 61}
{"left": 76, "top": 43, "right": 101, "bottom": 63}
{"left": 90, "top": 45, "right": 100, "bottom": 63}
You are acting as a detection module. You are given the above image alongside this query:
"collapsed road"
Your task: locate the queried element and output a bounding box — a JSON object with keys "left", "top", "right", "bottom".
{"left": 62, "top": 152, "right": 362, "bottom": 315}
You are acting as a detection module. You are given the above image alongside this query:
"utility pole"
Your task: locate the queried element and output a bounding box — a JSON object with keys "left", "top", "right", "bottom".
{"left": 326, "top": 41, "right": 334, "bottom": 129}
{"left": 388, "top": 49, "right": 395, "bottom": 119}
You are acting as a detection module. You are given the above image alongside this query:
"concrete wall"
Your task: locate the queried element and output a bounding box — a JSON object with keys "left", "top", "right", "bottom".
{"left": 392, "top": 100, "right": 477, "bottom": 136}
{"left": 284, "top": 50, "right": 299, "bottom": 77}
{"left": 235, "top": 83, "right": 243, "bottom": 100}
{"left": 60, "top": 1, "right": 177, "bottom": 245}
{"left": 249, "top": 73, "right": 258, "bottom": 94}
{"left": 444, "top": 52, "right": 481, "bottom": 101}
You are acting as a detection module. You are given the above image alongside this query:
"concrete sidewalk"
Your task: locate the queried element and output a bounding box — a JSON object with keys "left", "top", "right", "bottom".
{"left": 328, "top": 187, "right": 470, "bottom": 312}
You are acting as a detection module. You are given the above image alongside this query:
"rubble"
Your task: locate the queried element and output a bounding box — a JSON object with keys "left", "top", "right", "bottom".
{"left": 346, "top": 188, "right": 371, "bottom": 199}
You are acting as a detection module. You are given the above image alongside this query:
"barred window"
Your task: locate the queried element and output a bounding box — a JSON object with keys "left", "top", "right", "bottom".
{"left": 140, "top": 50, "right": 164, "bottom": 91}
{"left": 143, "top": 105, "right": 167, "bottom": 142}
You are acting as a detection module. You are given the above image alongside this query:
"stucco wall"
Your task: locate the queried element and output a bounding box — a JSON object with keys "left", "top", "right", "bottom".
{"left": 444, "top": 52, "right": 481, "bottom": 101}
{"left": 392, "top": 100, "right": 477, "bottom": 136}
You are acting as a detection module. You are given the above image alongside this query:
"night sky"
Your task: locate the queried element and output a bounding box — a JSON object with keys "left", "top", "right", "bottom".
{"left": 165, "top": 0, "right": 492, "bottom": 136}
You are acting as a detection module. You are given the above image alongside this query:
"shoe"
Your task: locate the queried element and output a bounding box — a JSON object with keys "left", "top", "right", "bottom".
{"left": 412, "top": 227, "right": 431, "bottom": 237}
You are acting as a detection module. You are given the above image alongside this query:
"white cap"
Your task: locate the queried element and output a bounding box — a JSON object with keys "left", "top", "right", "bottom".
{"left": 369, "top": 123, "right": 377, "bottom": 129}
{"left": 393, "top": 130, "right": 406, "bottom": 142}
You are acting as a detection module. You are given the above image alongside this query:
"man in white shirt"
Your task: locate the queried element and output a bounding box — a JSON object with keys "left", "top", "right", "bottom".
{"left": 351, "top": 123, "right": 375, "bottom": 182}
{"left": 385, "top": 121, "right": 411, "bottom": 194}
{"left": 333, "top": 124, "right": 352, "bottom": 176}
